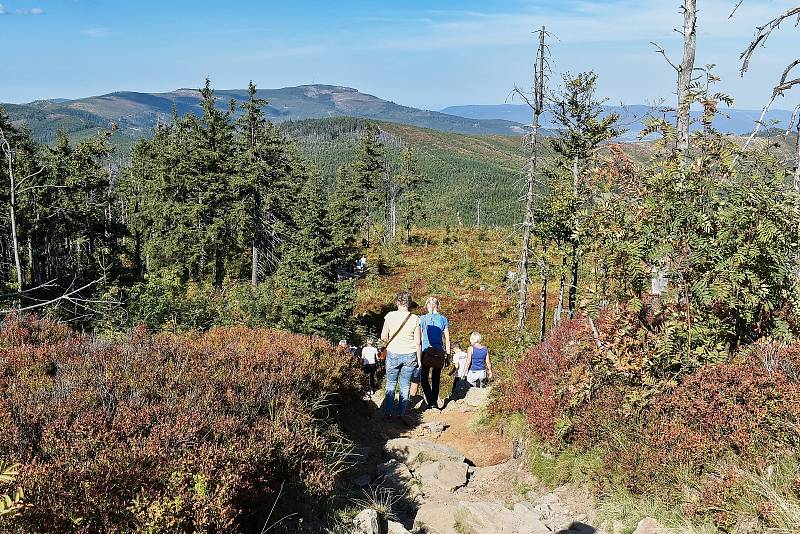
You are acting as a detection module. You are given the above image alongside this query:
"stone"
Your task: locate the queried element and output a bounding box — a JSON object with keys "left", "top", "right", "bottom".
{"left": 414, "top": 500, "right": 550, "bottom": 534}
{"left": 414, "top": 459, "right": 469, "bottom": 493}
{"left": 376, "top": 459, "right": 414, "bottom": 486}
{"left": 733, "top": 518, "right": 762, "bottom": 534}
{"left": 387, "top": 520, "right": 413, "bottom": 534}
{"left": 423, "top": 421, "right": 448, "bottom": 434}
{"left": 633, "top": 517, "right": 670, "bottom": 534}
{"left": 353, "top": 508, "right": 380, "bottom": 534}
{"left": 385, "top": 438, "right": 466, "bottom": 467}
{"left": 463, "top": 386, "right": 491, "bottom": 408}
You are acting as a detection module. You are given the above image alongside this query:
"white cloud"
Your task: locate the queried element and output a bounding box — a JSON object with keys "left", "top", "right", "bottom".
{"left": 82, "top": 28, "right": 112, "bottom": 38}
{"left": 1, "top": 5, "right": 45, "bottom": 15}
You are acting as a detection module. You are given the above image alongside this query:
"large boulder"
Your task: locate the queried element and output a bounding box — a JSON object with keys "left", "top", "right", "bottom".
{"left": 353, "top": 508, "right": 380, "bottom": 534}
{"left": 462, "top": 386, "right": 491, "bottom": 408}
{"left": 414, "top": 460, "right": 469, "bottom": 493}
{"left": 385, "top": 438, "right": 465, "bottom": 467}
{"left": 414, "top": 500, "right": 550, "bottom": 534}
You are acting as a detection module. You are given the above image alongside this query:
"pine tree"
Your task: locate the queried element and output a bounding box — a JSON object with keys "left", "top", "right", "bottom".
{"left": 235, "top": 81, "right": 300, "bottom": 283}
{"left": 330, "top": 164, "right": 363, "bottom": 262}
{"left": 548, "top": 72, "right": 622, "bottom": 319}
{"left": 395, "top": 147, "right": 428, "bottom": 243}
{"left": 350, "top": 123, "right": 385, "bottom": 247}
{"left": 274, "top": 172, "right": 353, "bottom": 340}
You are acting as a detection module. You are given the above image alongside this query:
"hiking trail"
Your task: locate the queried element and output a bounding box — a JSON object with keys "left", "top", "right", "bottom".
{"left": 338, "top": 386, "right": 628, "bottom": 534}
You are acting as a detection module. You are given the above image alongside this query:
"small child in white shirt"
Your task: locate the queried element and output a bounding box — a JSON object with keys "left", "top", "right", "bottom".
{"left": 452, "top": 343, "right": 468, "bottom": 378}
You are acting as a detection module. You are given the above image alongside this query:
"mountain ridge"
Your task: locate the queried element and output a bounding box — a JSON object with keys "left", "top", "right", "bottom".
{"left": 441, "top": 103, "right": 796, "bottom": 138}
{"left": 3, "top": 84, "right": 527, "bottom": 143}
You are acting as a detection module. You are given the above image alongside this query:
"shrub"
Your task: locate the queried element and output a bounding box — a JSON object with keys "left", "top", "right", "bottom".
{"left": 495, "top": 317, "right": 594, "bottom": 443}
{"left": 0, "top": 314, "right": 364, "bottom": 532}
{"left": 501, "top": 314, "right": 800, "bottom": 530}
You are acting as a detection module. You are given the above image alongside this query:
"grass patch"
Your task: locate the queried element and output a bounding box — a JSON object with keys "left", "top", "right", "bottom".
{"left": 526, "top": 439, "right": 605, "bottom": 489}
{"left": 453, "top": 509, "right": 480, "bottom": 534}
{"left": 596, "top": 489, "right": 721, "bottom": 534}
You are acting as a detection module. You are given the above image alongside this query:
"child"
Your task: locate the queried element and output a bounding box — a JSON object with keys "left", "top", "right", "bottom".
{"left": 451, "top": 342, "right": 468, "bottom": 380}
{"left": 466, "top": 332, "right": 492, "bottom": 388}
{"left": 361, "top": 339, "right": 379, "bottom": 395}
{"left": 449, "top": 342, "right": 469, "bottom": 398}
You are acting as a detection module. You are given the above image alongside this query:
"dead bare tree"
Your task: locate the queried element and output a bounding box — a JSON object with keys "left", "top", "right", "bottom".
{"left": 514, "top": 26, "right": 548, "bottom": 337}
{"left": 652, "top": 0, "right": 697, "bottom": 156}
{"left": 732, "top": 3, "right": 800, "bottom": 178}
{"left": 0, "top": 127, "right": 45, "bottom": 291}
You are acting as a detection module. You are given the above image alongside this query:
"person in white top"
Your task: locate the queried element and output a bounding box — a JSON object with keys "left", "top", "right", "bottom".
{"left": 448, "top": 342, "right": 469, "bottom": 400}
{"left": 451, "top": 342, "right": 468, "bottom": 378}
{"left": 361, "top": 338, "right": 379, "bottom": 394}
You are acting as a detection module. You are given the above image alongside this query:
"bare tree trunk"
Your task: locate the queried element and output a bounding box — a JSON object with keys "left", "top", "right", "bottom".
{"left": 568, "top": 158, "right": 579, "bottom": 319}
{"left": 554, "top": 253, "right": 567, "bottom": 326}
{"left": 7, "top": 162, "right": 23, "bottom": 291}
{"left": 251, "top": 189, "right": 261, "bottom": 285}
{"left": 538, "top": 247, "right": 548, "bottom": 341}
{"left": 516, "top": 26, "right": 547, "bottom": 336}
{"left": 676, "top": 0, "right": 697, "bottom": 156}
{"left": 568, "top": 243, "right": 579, "bottom": 319}
{"left": 795, "top": 117, "right": 800, "bottom": 191}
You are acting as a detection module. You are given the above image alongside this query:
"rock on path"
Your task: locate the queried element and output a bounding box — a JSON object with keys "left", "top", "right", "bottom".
{"left": 352, "top": 386, "right": 606, "bottom": 534}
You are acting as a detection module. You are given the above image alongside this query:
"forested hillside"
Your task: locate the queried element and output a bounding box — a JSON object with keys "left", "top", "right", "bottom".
{"left": 282, "top": 117, "right": 528, "bottom": 227}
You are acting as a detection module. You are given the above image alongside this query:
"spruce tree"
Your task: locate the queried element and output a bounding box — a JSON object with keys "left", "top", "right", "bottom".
{"left": 330, "top": 164, "right": 363, "bottom": 262}
{"left": 350, "top": 123, "right": 385, "bottom": 247}
{"left": 395, "top": 147, "right": 428, "bottom": 243}
{"left": 274, "top": 172, "right": 353, "bottom": 340}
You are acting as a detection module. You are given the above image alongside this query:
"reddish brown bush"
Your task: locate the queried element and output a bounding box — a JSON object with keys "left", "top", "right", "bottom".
{"left": 496, "top": 318, "right": 595, "bottom": 442}
{"left": 625, "top": 342, "right": 800, "bottom": 492}
{"left": 0, "top": 314, "right": 363, "bottom": 532}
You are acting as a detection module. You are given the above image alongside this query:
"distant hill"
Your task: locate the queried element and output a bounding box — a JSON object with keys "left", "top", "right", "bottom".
{"left": 3, "top": 85, "right": 527, "bottom": 145}
{"left": 281, "top": 117, "right": 530, "bottom": 227}
{"left": 441, "top": 104, "right": 796, "bottom": 139}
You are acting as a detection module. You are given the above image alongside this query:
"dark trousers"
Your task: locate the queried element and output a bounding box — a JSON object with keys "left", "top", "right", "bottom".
{"left": 363, "top": 363, "right": 377, "bottom": 391}
{"left": 420, "top": 365, "right": 441, "bottom": 408}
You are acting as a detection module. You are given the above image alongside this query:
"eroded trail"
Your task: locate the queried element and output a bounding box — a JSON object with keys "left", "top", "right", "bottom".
{"left": 338, "top": 387, "right": 604, "bottom": 534}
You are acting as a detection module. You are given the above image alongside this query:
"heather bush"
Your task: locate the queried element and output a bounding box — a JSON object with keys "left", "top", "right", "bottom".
{"left": 0, "top": 314, "right": 363, "bottom": 532}
{"left": 500, "top": 314, "right": 800, "bottom": 529}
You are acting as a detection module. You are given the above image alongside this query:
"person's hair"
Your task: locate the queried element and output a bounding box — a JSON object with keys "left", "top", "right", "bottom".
{"left": 395, "top": 291, "right": 411, "bottom": 307}
{"left": 366, "top": 338, "right": 374, "bottom": 346}
{"left": 469, "top": 332, "right": 483, "bottom": 345}
{"left": 453, "top": 342, "right": 462, "bottom": 351}
{"left": 426, "top": 296, "right": 440, "bottom": 311}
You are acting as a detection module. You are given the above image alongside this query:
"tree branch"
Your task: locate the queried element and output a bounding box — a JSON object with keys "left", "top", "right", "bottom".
{"left": 740, "top": 7, "right": 800, "bottom": 76}
{"left": 651, "top": 42, "right": 679, "bottom": 72}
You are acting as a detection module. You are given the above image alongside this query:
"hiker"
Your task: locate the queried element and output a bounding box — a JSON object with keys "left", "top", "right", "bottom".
{"left": 380, "top": 291, "right": 421, "bottom": 421}
{"left": 466, "top": 331, "right": 492, "bottom": 388}
{"left": 361, "top": 338, "right": 379, "bottom": 394}
{"left": 420, "top": 296, "right": 450, "bottom": 410}
{"left": 449, "top": 342, "right": 469, "bottom": 398}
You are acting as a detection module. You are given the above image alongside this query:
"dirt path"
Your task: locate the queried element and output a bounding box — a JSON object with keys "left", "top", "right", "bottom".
{"left": 338, "top": 387, "right": 604, "bottom": 534}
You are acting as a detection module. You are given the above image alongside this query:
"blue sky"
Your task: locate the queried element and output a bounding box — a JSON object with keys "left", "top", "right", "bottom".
{"left": 1, "top": 0, "right": 798, "bottom": 110}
